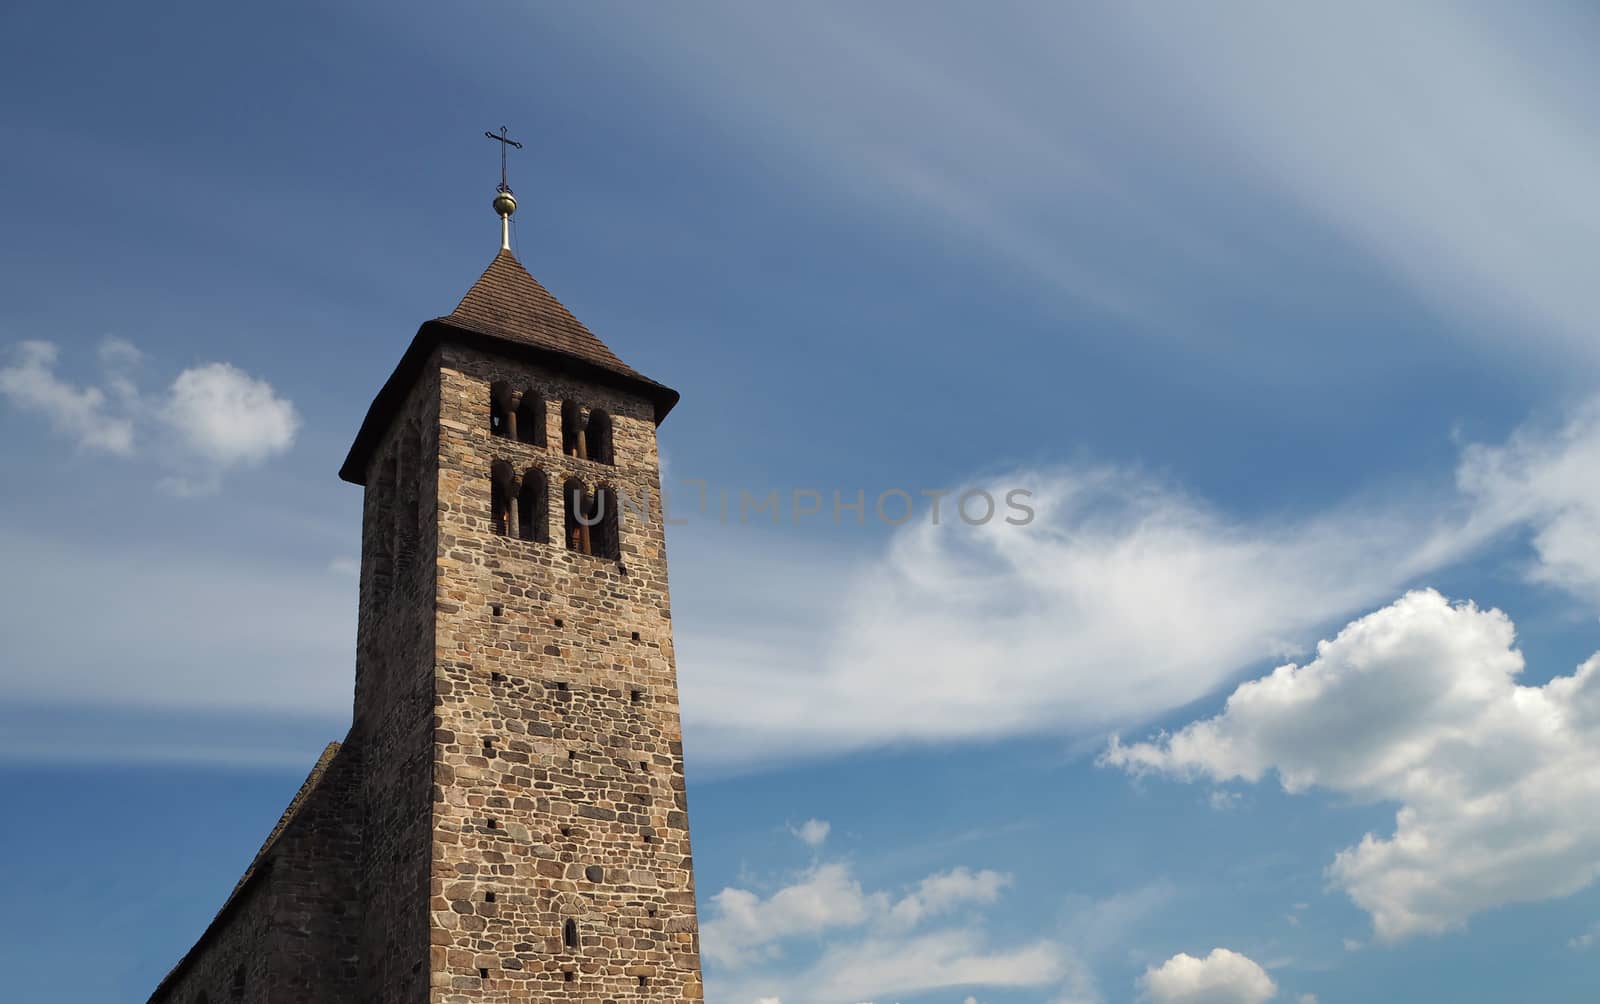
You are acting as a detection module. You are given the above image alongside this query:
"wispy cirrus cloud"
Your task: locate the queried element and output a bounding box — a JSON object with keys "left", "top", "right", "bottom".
{"left": 675, "top": 393, "right": 1600, "bottom": 768}
{"left": 0, "top": 526, "right": 352, "bottom": 718}
{"left": 1118, "top": 1, "right": 1600, "bottom": 362}
{"left": 6, "top": 381, "right": 1598, "bottom": 778}
{"left": 550, "top": 2, "right": 1600, "bottom": 364}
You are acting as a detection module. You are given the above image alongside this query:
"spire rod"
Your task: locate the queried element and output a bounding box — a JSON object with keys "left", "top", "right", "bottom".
{"left": 484, "top": 126, "right": 524, "bottom": 251}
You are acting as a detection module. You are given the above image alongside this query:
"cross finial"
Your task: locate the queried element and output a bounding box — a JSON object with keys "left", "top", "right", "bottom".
{"left": 484, "top": 126, "right": 524, "bottom": 251}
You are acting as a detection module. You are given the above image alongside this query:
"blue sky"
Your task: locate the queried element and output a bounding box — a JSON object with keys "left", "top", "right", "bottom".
{"left": 2, "top": 2, "right": 1599, "bottom": 1002}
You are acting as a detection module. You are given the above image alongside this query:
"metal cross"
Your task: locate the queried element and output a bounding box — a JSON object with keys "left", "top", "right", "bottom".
{"left": 484, "top": 126, "right": 524, "bottom": 193}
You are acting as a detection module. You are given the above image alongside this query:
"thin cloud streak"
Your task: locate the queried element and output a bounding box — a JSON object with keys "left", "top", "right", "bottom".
{"left": 1116, "top": 1, "right": 1600, "bottom": 361}
{"left": 542, "top": 2, "right": 1600, "bottom": 362}
{"left": 676, "top": 396, "right": 1600, "bottom": 767}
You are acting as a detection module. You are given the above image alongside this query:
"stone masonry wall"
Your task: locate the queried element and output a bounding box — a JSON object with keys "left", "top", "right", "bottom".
{"left": 428, "top": 343, "right": 703, "bottom": 1002}
{"left": 149, "top": 337, "right": 703, "bottom": 1004}
{"left": 265, "top": 741, "right": 363, "bottom": 1000}
{"left": 354, "top": 357, "right": 443, "bottom": 1004}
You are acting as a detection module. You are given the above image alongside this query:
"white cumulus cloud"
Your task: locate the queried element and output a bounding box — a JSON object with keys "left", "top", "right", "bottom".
{"left": 701, "top": 858, "right": 1071, "bottom": 1004}
{"left": 1103, "top": 589, "right": 1600, "bottom": 941}
{"left": 0, "top": 339, "right": 297, "bottom": 494}
{"left": 793, "top": 818, "right": 831, "bottom": 848}
{"left": 163, "top": 361, "right": 298, "bottom": 467}
{"left": 887, "top": 867, "right": 1010, "bottom": 928}
{"left": 703, "top": 863, "right": 883, "bottom": 968}
{"left": 1139, "top": 948, "right": 1276, "bottom": 1004}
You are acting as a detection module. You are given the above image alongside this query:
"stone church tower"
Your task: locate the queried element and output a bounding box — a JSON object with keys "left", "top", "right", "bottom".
{"left": 149, "top": 181, "right": 703, "bottom": 1003}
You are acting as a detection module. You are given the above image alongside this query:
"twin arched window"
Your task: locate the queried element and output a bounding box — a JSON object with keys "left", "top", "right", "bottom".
{"left": 489, "top": 382, "right": 546, "bottom": 447}
{"left": 557, "top": 399, "right": 614, "bottom": 465}
{"left": 491, "top": 385, "right": 612, "bottom": 464}
{"left": 562, "top": 479, "right": 620, "bottom": 559}
{"left": 492, "top": 462, "right": 551, "bottom": 543}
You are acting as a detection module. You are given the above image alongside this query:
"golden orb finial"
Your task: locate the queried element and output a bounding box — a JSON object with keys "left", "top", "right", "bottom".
{"left": 493, "top": 189, "right": 518, "bottom": 218}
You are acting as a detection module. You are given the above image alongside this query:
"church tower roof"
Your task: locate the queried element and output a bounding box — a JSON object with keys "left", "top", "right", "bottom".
{"left": 339, "top": 247, "right": 679, "bottom": 485}
{"left": 446, "top": 248, "right": 644, "bottom": 379}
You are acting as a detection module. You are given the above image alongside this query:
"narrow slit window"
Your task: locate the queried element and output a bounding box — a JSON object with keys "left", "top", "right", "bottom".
{"left": 563, "top": 919, "right": 579, "bottom": 950}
